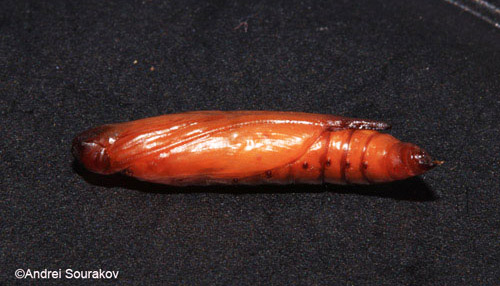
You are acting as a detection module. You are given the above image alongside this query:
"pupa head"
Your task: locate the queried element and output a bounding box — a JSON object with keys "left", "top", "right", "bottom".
{"left": 72, "top": 125, "right": 119, "bottom": 175}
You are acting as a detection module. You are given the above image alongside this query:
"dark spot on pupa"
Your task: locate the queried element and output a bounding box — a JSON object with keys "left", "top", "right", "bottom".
{"left": 326, "top": 126, "right": 336, "bottom": 132}
{"left": 302, "top": 162, "right": 309, "bottom": 169}
{"left": 362, "top": 162, "right": 368, "bottom": 169}
{"left": 345, "top": 161, "right": 351, "bottom": 169}
{"left": 326, "top": 159, "right": 331, "bottom": 167}
{"left": 122, "top": 168, "right": 133, "bottom": 176}
{"left": 265, "top": 170, "right": 272, "bottom": 178}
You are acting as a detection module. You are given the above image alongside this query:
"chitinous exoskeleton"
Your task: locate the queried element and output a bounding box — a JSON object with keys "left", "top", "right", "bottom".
{"left": 72, "top": 111, "right": 441, "bottom": 186}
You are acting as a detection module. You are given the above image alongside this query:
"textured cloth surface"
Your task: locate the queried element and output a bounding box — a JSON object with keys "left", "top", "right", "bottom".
{"left": 1, "top": 0, "right": 499, "bottom": 285}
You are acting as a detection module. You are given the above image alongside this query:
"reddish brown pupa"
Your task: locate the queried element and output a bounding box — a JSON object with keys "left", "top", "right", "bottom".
{"left": 72, "top": 111, "right": 441, "bottom": 186}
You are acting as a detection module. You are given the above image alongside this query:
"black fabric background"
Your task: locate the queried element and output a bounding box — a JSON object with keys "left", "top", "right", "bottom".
{"left": 1, "top": 0, "right": 499, "bottom": 285}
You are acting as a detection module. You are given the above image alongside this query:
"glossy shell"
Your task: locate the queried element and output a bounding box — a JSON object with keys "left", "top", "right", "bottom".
{"left": 72, "top": 111, "right": 438, "bottom": 186}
